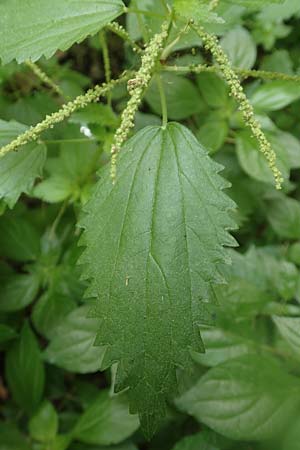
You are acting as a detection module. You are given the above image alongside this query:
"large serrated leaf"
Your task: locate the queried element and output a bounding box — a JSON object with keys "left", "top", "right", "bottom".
{"left": 0, "top": 0, "right": 125, "bottom": 64}
{"left": 79, "top": 123, "right": 236, "bottom": 436}
{"left": 0, "top": 120, "right": 46, "bottom": 207}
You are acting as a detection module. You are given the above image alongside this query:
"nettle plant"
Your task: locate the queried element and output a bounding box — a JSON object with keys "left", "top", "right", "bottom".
{"left": 2, "top": 0, "right": 300, "bottom": 449}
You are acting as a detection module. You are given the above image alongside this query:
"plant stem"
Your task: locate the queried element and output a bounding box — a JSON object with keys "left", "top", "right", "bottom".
{"left": 50, "top": 200, "right": 68, "bottom": 239}
{"left": 162, "top": 63, "right": 300, "bottom": 83}
{"left": 99, "top": 30, "right": 112, "bottom": 106}
{"left": 156, "top": 74, "right": 168, "bottom": 128}
{"left": 43, "top": 138, "right": 97, "bottom": 144}
{"left": 160, "top": 22, "right": 190, "bottom": 61}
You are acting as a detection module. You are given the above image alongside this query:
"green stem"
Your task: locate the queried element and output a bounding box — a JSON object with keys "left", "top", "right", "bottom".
{"left": 43, "top": 138, "right": 97, "bottom": 144}
{"left": 160, "top": 22, "right": 189, "bottom": 61}
{"left": 50, "top": 201, "right": 68, "bottom": 239}
{"left": 156, "top": 74, "right": 168, "bottom": 128}
{"left": 162, "top": 63, "right": 300, "bottom": 83}
{"left": 99, "top": 30, "right": 112, "bottom": 106}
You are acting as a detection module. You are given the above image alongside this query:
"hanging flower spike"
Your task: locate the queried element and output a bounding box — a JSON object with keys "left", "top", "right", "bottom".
{"left": 194, "top": 24, "right": 283, "bottom": 190}
{"left": 0, "top": 74, "right": 129, "bottom": 158}
{"left": 110, "top": 21, "right": 169, "bottom": 183}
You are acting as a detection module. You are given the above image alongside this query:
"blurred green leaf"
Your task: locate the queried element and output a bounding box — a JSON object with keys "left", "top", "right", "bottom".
{"left": 0, "top": 120, "right": 46, "bottom": 208}
{"left": 29, "top": 400, "right": 58, "bottom": 442}
{"left": 221, "top": 27, "right": 256, "bottom": 69}
{"left": 44, "top": 306, "right": 106, "bottom": 373}
{"left": 5, "top": 321, "right": 45, "bottom": 415}
{"left": 177, "top": 354, "right": 300, "bottom": 440}
{"left": 73, "top": 390, "right": 139, "bottom": 445}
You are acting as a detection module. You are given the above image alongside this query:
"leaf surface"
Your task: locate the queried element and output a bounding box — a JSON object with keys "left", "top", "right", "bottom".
{"left": 73, "top": 390, "right": 139, "bottom": 445}
{"left": 5, "top": 322, "right": 45, "bottom": 415}
{"left": 44, "top": 305, "right": 106, "bottom": 374}
{"left": 177, "top": 354, "right": 300, "bottom": 441}
{"left": 0, "top": 120, "right": 46, "bottom": 208}
{"left": 0, "top": 0, "right": 125, "bottom": 63}
{"left": 79, "top": 123, "right": 236, "bottom": 435}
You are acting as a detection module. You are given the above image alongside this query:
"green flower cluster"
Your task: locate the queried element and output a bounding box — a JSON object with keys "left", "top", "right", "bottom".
{"left": 25, "top": 60, "right": 64, "bottom": 97}
{"left": 0, "top": 74, "right": 129, "bottom": 158}
{"left": 194, "top": 25, "right": 283, "bottom": 189}
{"left": 110, "top": 21, "right": 169, "bottom": 182}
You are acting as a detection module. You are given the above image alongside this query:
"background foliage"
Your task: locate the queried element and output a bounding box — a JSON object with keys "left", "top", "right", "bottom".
{"left": 1, "top": 0, "right": 300, "bottom": 449}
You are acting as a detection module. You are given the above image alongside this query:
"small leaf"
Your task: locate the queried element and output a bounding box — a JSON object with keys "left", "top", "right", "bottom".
{"left": 44, "top": 305, "right": 106, "bottom": 374}
{"left": 145, "top": 74, "right": 205, "bottom": 120}
{"left": 197, "top": 116, "right": 228, "bottom": 153}
{"left": 73, "top": 390, "right": 139, "bottom": 445}
{"left": 250, "top": 81, "right": 300, "bottom": 112}
{"left": 273, "top": 316, "right": 300, "bottom": 358}
{"left": 171, "top": 430, "right": 228, "bottom": 450}
{"left": 266, "top": 194, "right": 300, "bottom": 239}
{"left": 193, "top": 325, "right": 256, "bottom": 367}
{"left": 236, "top": 129, "right": 289, "bottom": 186}
{"left": 32, "top": 292, "right": 76, "bottom": 340}
{"left": 0, "top": 273, "right": 40, "bottom": 312}
{"left": 174, "top": 0, "right": 224, "bottom": 24}
{"left": 196, "top": 73, "right": 229, "bottom": 109}
{"left": 0, "top": 214, "right": 40, "bottom": 262}
{"left": 0, "top": 422, "right": 31, "bottom": 450}
{"left": 0, "top": 324, "right": 17, "bottom": 344}
{"left": 177, "top": 354, "right": 300, "bottom": 441}
{"left": 0, "top": 0, "right": 125, "bottom": 63}
{"left": 0, "top": 120, "right": 46, "bottom": 208}
{"left": 221, "top": 27, "right": 257, "bottom": 69}
{"left": 5, "top": 321, "right": 45, "bottom": 415}
{"left": 29, "top": 401, "right": 58, "bottom": 442}
{"left": 79, "top": 123, "right": 236, "bottom": 435}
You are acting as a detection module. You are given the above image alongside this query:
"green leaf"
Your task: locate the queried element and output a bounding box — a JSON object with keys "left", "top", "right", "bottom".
{"left": 0, "top": 422, "right": 31, "bottom": 450}
{"left": 273, "top": 316, "right": 300, "bottom": 358}
{"left": 33, "top": 175, "right": 74, "bottom": 203}
{"left": 174, "top": 0, "right": 224, "bottom": 24}
{"left": 73, "top": 390, "right": 139, "bottom": 445}
{"left": 44, "top": 305, "right": 106, "bottom": 373}
{"left": 0, "top": 0, "right": 125, "bottom": 64}
{"left": 0, "top": 120, "right": 46, "bottom": 208}
{"left": 196, "top": 73, "right": 229, "bottom": 109}
{"left": 0, "top": 214, "right": 40, "bottom": 262}
{"left": 197, "top": 116, "right": 228, "bottom": 154}
{"left": 250, "top": 81, "right": 300, "bottom": 112}
{"left": 33, "top": 129, "right": 98, "bottom": 204}
{"left": 5, "top": 321, "right": 45, "bottom": 415}
{"left": 29, "top": 401, "right": 58, "bottom": 442}
{"left": 0, "top": 273, "right": 40, "bottom": 312}
{"left": 236, "top": 129, "right": 289, "bottom": 186}
{"left": 177, "top": 354, "right": 300, "bottom": 441}
{"left": 79, "top": 123, "right": 237, "bottom": 436}
{"left": 0, "top": 324, "right": 17, "bottom": 344}
{"left": 220, "top": 27, "right": 257, "bottom": 69}
{"left": 193, "top": 325, "right": 256, "bottom": 367}
{"left": 171, "top": 430, "right": 229, "bottom": 450}
{"left": 266, "top": 194, "right": 300, "bottom": 239}
{"left": 145, "top": 74, "right": 205, "bottom": 120}
{"left": 32, "top": 291, "right": 76, "bottom": 340}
